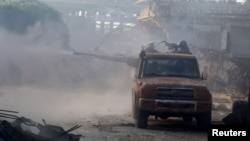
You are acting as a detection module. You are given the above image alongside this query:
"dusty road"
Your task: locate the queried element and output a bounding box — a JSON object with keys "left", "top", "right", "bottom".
{"left": 67, "top": 115, "right": 208, "bottom": 141}
{"left": 0, "top": 45, "right": 233, "bottom": 141}
{"left": 0, "top": 86, "right": 230, "bottom": 141}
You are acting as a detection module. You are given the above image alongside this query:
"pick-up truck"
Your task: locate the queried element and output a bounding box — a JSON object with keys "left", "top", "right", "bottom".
{"left": 132, "top": 42, "right": 212, "bottom": 129}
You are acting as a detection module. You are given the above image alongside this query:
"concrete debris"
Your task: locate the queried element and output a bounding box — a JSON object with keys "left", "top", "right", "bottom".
{"left": 0, "top": 110, "right": 81, "bottom": 141}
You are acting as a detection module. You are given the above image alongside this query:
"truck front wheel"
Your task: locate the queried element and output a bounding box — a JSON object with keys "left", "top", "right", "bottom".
{"left": 135, "top": 110, "right": 148, "bottom": 129}
{"left": 196, "top": 111, "right": 211, "bottom": 130}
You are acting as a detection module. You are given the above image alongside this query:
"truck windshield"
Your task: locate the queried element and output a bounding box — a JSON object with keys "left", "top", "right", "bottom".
{"left": 143, "top": 57, "right": 200, "bottom": 78}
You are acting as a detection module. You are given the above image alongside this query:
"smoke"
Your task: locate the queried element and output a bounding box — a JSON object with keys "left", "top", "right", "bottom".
{"left": 0, "top": 0, "right": 161, "bottom": 123}
{"left": 0, "top": 16, "right": 137, "bottom": 123}
{"left": 0, "top": 85, "right": 132, "bottom": 123}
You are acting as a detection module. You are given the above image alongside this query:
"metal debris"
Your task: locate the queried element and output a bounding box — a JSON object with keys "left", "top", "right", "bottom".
{"left": 0, "top": 110, "right": 82, "bottom": 141}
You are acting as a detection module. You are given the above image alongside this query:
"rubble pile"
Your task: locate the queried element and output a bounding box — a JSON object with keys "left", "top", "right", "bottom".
{"left": 0, "top": 110, "right": 81, "bottom": 141}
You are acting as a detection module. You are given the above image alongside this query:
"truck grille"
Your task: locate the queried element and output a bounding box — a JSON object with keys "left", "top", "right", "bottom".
{"left": 156, "top": 87, "right": 195, "bottom": 99}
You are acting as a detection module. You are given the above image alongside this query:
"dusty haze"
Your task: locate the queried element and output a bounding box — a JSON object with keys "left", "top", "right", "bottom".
{"left": 0, "top": 19, "right": 144, "bottom": 123}
{"left": 0, "top": 0, "right": 187, "bottom": 125}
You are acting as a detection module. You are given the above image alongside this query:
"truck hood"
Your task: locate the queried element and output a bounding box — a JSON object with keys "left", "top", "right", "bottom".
{"left": 140, "top": 77, "right": 206, "bottom": 87}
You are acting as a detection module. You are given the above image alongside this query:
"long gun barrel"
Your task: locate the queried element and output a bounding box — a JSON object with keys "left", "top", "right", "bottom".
{"left": 73, "top": 51, "right": 138, "bottom": 67}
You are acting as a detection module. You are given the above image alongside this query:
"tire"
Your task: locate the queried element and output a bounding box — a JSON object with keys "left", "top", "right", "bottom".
{"left": 135, "top": 110, "right": 148, "bottom": 129}
{"left": 196, "top": 112, "right": 211, "bottom": 130}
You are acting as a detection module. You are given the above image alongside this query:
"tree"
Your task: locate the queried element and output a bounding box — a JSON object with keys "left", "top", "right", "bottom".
{"left": 0, "top": 0, "right": 69, "bottom": 48}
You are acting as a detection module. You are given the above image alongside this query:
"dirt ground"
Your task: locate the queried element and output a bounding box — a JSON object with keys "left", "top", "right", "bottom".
{"left": 0, "top": 84, "right": 232, "bottom": 141}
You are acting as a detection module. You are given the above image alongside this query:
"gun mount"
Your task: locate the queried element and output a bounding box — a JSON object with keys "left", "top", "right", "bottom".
{"left": 73, "top": 40, "right": 192, "bottom": 68}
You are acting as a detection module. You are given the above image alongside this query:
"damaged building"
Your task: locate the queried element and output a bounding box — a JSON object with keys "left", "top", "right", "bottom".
{"left": 137, "top": 0, "right": 250, "bottom": 95}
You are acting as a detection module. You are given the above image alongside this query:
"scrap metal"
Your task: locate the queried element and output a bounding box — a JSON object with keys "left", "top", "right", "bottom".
{"left": 0, "top": 110, "right": 81, "bottom": 141}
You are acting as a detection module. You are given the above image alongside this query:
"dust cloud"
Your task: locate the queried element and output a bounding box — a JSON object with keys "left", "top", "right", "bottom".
{"left": 0, "top": 18, "right": 136, "bottom": 124}
{"left": 0, "top": 0, "right": 160, "bottom": 124}
{"left": 0, "top": 86, "right": 132, "bottom": 123}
